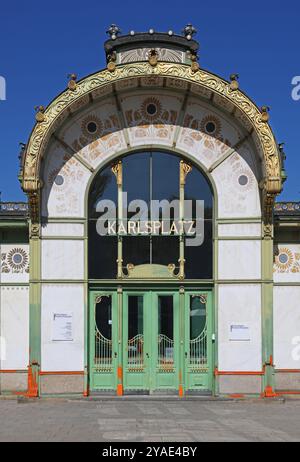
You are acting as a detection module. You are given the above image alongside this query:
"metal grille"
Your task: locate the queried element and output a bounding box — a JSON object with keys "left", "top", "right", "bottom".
{"left": 189, "top": 294, "right": 208, "bottom": 371}
{"left": 128, "top": 334, "right": 144, "bottom": 371}
{"left": 94, "top": 296, "right": 112, "bottom": 372}
{"left": 190, "top": 321, "right": 207, "bottom": 369}
{"left": 95, "top": 329, "right": 112, "bottom": 371}
{"left": 158, "top": 334, "right": 174, "bottom": 371}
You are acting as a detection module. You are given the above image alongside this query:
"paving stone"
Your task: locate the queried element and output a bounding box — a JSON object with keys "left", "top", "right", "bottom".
{"left": 0, "top": 398, "right": 300, "bottom": 441}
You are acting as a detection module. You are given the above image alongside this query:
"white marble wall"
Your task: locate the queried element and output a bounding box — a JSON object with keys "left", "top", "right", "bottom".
{"left": 274, "top": 286, "right": 300, "bottom": 370}
{"left": 218, "top": 223, "right": 261, "bottom": 238}
{"left": 41, "top": 284, "right": 84, "bottom": 371}
{"left": 218, "top": 240, "right": 261, "bottom": 280}
{"left": 41, "top": 223, "right": 84, "bottom": 238}
{"left": 0, "top": 286, "right": 29, "bottom": 369}
{"left": 41, "top": 240, "right": 84, "bottom": 280}
{"left": 212, "top": 153, "right": 261, "bottom": 219}
{"left": 218, "top": 284, "right": 262, "bottom": 371}
{"left": 41, "top": 141, "right": 92, "bottom": 219}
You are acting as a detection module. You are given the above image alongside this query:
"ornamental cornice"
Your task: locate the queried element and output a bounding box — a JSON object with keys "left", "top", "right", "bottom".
{"left": 21, "top": 62, "right": 282, "bottom": 196}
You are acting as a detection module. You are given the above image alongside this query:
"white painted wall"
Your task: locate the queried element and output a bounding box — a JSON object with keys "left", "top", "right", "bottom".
{"left": 0, "top": 287, "right": 29, "bottom": 369}
{"left": 41, "top": 284, "right": 84, "bottom": 371}
{"left": 41, "top": 240, "right": 84, "bottom": 280}
{"left": 218, "top": 223, "right": 261, "bottom": 238}
{"left": 274, "top": 286, "right": 300, "bottom": 370}
{"left": 212, "top": 153, "right": 261, "bottom": 219}
{"left": 218, "top": 284, "right": 262, "bottom": 371}
{"left": 218, "top": 240, "right": 261, "bottom": 280}
{"left": 41, "top": 223, "right": 85, "bottom": 238}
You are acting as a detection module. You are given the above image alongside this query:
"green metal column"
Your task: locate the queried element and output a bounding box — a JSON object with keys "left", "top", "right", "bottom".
{"left": 117, "top": 286, "right": 123, "bottom": 395}
{"left": 112, "top": 161, "right": 123, "bottom": 279}
{"left": 83, "top": 218, "right": 89, "bottom": 396}
{"left": 179, "top": 286, "right": 185, "bottom": 396}
{"left": 262, "top": 223, "right": 275, "bottom": 397}
{"left": 28, "top": 220, "right": 41, "bottom": 397}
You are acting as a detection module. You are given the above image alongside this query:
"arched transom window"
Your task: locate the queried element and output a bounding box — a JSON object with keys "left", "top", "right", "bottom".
{"left": 88, "top": 151, "right": 213, "bottom": 280}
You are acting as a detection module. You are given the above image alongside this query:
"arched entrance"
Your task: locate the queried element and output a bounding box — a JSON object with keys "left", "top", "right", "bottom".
{"left": 88, "top": 150, "right": 214, "bottom": 395}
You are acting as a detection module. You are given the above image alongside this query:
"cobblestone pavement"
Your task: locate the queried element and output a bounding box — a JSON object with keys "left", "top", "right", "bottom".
{"left": 0, "top": 397, "right": 300, "bottom": 442}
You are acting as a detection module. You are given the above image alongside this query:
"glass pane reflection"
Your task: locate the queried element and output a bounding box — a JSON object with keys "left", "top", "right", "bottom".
{"left": 128, "top": 296, "right": 144, "bottom": 368}
{"left": 158, "top": 296, "right": 174, "bottom": 369}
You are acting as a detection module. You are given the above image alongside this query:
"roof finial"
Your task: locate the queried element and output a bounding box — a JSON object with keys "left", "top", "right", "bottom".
{"left": 261, "top": 106, "right": 270, "bottom": 123}
{"left": 67, "top": 73, "right": 77, "bottom": 91}
{"left": 229, "top": 74, "right": 239, "bottom": 91}
{"left": 182, "top": 24, "right": 197, "bottom": 40}
{"left": 34, "top": 106, "right": 45, "bottom": 123}
{"left": 106, "top": 24, "right": 121, "bottom": 40}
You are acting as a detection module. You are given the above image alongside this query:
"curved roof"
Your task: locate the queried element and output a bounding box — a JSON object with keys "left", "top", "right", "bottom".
{"left": 20, "top": 29, "right": 283, "bottom": 199}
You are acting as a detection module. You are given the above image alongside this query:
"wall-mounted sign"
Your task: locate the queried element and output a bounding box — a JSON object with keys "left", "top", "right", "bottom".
{"left": 229, "top": 324, "right": 250, "bottom": 341}
{"left": 52, "top": 312, "right": 73, "bottom": 342}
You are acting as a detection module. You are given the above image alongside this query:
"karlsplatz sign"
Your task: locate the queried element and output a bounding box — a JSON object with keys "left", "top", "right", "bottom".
{"left": 104, "top": 219, "right": 197, "bottom": 236}
{"left": 95, "top": 196, "right": 205, "bottom": 246}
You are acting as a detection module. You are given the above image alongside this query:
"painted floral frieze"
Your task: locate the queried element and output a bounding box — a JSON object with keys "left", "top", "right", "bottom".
{"left": 1, "top": 247, "right": 29, "bottom": 274}
{"left": 274, "top": 246, "right": 300, "bottom": 273}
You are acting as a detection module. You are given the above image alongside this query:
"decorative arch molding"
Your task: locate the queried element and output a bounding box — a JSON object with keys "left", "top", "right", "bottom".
{"left": 20, "top": 62, "right": 282, "bottom": 226}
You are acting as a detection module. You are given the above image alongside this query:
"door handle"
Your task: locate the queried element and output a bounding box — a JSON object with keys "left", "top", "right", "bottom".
{"left": 185, "top": 352, "right": 188, "bottom": 358}
{"left": 146, "top": 353, "right": 149, "bottom": 358}
{"left": 114, "top": 352, "right": 117, "bottom": 358}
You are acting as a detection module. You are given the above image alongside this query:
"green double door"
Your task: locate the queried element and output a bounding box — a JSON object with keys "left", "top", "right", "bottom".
{"left": 89, "top": 289, "right": 213, "bottom": 395}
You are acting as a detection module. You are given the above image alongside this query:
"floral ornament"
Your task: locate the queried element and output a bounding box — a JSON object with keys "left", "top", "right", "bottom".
{"left": 200, "top": 115, "right": 222, "bottom": 138}
{"left": 140, "top": 97, "right": 162, "bottom": 122}
{"left": 274, "top": 247, "right": 300, "bottom": 273}
{"left": 1, "top": 253, "right": 10, "bottom": 273}
{"left": 81, "top": 115, "right": 103, "bottom": 139}
{"left": 6, "top": 248, "right": 29, "bottom": 273}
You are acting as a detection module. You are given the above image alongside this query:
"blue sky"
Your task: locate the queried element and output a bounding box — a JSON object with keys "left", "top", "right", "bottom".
{"left": 0, "top": 0, "right": 299, "bottom": 201}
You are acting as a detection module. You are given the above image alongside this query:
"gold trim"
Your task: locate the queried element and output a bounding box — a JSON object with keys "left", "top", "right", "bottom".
{"left": 180, "top": 160, "right": 192, "bottom": 186}
{"left": 21, "top": 62, "right": 282, "bottom": 208}
{"left": 111, "top": 160, "right": 122, "bottom": 186}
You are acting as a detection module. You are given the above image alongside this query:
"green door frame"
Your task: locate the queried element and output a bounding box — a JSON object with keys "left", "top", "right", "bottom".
{"left": 184, "top": 291, "right": 213, "bottom": 393}
{"left": 89, "top": 290, "right": 118, "bottom": 391}
{"left": 89, "top": 286, "right": 214, "bottom": 396}
{"left": 122, "top": 291, "right": 151, "bottom": 393}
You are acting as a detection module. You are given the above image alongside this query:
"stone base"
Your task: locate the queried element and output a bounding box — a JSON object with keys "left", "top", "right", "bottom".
{"left": 275, "top": 372, "right": 300, "bottom": 391}
{"left": 40, "top": 374, "right": 84, "bottom": 394}
{"left": 218, "top": 375, "right": 262, "bottom": 394}
{"left": 0, "top": 372, "right": 27, "bottom": 392}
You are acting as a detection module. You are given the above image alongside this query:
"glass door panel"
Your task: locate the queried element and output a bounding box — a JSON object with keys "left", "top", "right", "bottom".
{"left": 189, "top": 295, "right": 207, "bottom": 368}
{"left": 154, "top": 293, "right": 179, "bottom": 391}
{"left": 90, "top": 289, "right": 213, "bottom": 395}
{"left": 157, "top": 295, "right": 174, "bottom": 372}
{"left": 127, "top": 295, "right": 144, "bottom": 370}
{"left": 95, "top": 295, "right": 113, "bottom": 370}
{"left": 123, "top": 293, "right": 150, "bottom": 392}
{"left": 89, "top": 291, "right": 118, "bottom": 390}
{"left": 185, "top": 292, "right": 213, "bottom": 392}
